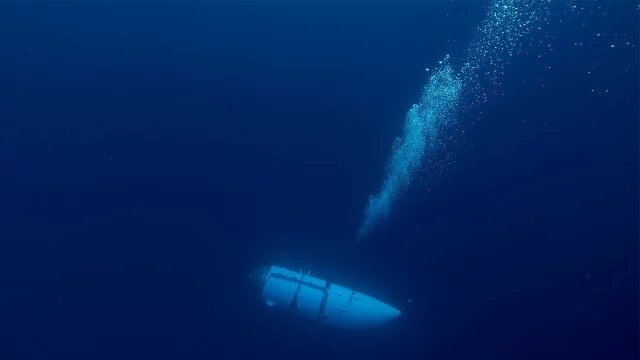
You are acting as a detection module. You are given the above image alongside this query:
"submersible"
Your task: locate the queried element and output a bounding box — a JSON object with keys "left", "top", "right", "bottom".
{"left": 250, "top": 265, "right": 401, "bottom": 329}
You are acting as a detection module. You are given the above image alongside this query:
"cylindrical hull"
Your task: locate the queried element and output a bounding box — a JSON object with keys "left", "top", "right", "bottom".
{"left": 253, "top": 265, "right": 401, "bottom": 329}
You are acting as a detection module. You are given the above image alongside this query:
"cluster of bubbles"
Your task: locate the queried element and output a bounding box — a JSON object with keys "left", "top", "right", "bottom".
{"left": 357, "top": 58, "right": 462, "bottom": 240}
{"left": 356, "top": 0, "right": 550, "bottom": 241}
{"left": 462, "top": 0, "right": 549, "bottom": 87}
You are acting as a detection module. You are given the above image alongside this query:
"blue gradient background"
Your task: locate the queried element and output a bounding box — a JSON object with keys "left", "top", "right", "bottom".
{"left": 1, "top": 2, "right": 637, "bottom": 359}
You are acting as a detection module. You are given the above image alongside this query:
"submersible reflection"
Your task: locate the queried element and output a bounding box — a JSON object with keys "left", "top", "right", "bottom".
{"left": 357, "top": 0, "right": 548, "bottom": 240}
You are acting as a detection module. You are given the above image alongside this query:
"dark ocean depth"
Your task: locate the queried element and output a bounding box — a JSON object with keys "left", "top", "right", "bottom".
{"left": 1, "top": 2, "right": 638, "bottom": 359}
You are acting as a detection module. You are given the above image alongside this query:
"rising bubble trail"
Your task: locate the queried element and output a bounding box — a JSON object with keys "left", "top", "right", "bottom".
{"left": 357, "top": 0, "right": 549, "bottom": 240}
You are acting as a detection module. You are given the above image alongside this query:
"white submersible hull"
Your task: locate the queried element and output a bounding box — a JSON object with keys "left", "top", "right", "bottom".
{"left": 250, "top": 265, "right": 401, "bottom": 329}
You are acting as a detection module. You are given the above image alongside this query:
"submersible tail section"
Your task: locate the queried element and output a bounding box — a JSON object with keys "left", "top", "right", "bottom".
{"left": 250, "top": 265, "right": 401, "bottom": 329}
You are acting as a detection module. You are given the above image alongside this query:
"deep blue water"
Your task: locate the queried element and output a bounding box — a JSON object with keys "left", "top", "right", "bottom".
{"left": 1, "top": 2, "right": 638, "bottom": 359}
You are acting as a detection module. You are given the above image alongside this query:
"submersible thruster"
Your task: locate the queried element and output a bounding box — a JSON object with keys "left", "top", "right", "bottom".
{"left": 250, "top": 265, "right": 401, "bottom": 329}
